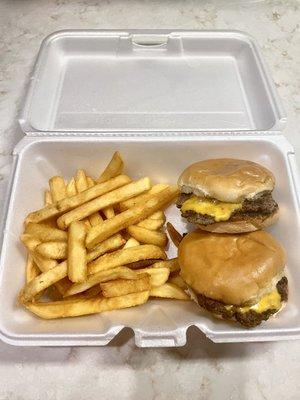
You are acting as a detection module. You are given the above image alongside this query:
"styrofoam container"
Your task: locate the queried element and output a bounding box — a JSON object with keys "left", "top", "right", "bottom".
{"left": 0, "top": 30, "right": 299, "bottom": 347}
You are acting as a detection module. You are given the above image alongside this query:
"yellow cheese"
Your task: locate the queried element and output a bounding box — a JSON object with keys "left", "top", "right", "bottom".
{"left": 181, "top": 196, "right": 242, "bottom": 222}
{"left": 238, "top": 289, "right": 282, "bottom": 314}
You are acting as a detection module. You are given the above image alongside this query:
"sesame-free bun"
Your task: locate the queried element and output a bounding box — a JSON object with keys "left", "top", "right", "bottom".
{"left": 198, "top": 209, "right": 279, "bottom": 234}
{"left": 178, "top": 158, "right": 275, "bottom": 203}
{"left": 178, "top": 230, "right": 285, "bottom": 306}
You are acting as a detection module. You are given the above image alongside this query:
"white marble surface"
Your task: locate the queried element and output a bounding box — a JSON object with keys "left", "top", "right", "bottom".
{"left": 0, "top": 1, "right": 300, "bottom": 399}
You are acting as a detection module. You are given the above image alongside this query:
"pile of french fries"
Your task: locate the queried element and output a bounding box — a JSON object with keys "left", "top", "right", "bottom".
{"left": 18, "top": 152, "right": 190, "bottom": 319}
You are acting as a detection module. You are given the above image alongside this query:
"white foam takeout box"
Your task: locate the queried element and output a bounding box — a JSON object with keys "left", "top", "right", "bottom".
{"left": 1, "top": 30, "right": 300, "bottom": 347}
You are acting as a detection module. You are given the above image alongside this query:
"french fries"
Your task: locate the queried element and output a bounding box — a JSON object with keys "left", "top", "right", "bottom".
{"left": 23, "top": 291, "right": 149, "bottom": 319}
{"left": 25, "top": 175, "right": 131, "bottom": 224}
{"left": 86, "top": 186, "right": 179, "bottom": 249}
{"left": 25, "top": 223, "right": 67, "bottom": 242}
{"left": 88, "top": 244, "right": 166, "bottom": 275}
{"left": 64, "top": 267, "right": 138, "bottom": 297}
{"left": 127, "top": 225, "right": 168, "bottom": 248}
{"left": 101, "top": 274, "right": 150, "bottom": 298}
{"left": 25, "top": 254, "right": 40, "bottom": 284}
{"left": 150, "top": 283, "right": 189, "bottom": 300}
{"left": 57, "top": 177, "right": 151, "bottom": 230}
{"left": 35, "top": 242, "right": 67, "bottom": 259}
{"left": 49, "top": 176, "right": 66, "bottom": 202}
{"left": 19, "top": 151, "right": 185, "bottom": 320}
{"left": 68, "top": 221, "right": 87, "bottom": 283}
{"left": 167, "top": 222, "right": 183, "bottom": 248}
{"left": 97, "top": 151, "right": 124, "bottom": 183}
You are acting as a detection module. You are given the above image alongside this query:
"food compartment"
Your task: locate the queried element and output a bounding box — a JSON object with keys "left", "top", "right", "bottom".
{"left": 0, "top": 136, "right": 299, "bottom": 346}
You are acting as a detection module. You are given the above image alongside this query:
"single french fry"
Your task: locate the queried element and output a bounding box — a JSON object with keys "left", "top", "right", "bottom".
{"left": 68, "top": 221, "right": 87, "bottom": 283}
{"left": 86, "top": 177, "right": 95, "bottom": 188}
{"left": 57, "top": 177, "right": 151, "bottom": 230}
{"left": 36, "top": 242, "right": 67, "bottom": 260}
{"left": 148, "top": 211, "right": 166, "bottom": 221}
{"left": 88, "top": 244, "right": 166, "bottom": 275}
{"left": 123, "top": 237, "right": 140, "bottom": 249}
{"left": 136, "top": 267, "right": 170, "bottom": 287}
{"left": 31, "top": 252, "right": 58, "bottom": 272}
{"left": 26, "top": 254, "right": 40, "bottom": 284}
{"left": 89, "top": 212, "right": 103, "bottom": 226}
{"left": 166, "top": 222, "right": 183, "bottom": 248}
{"left": 64, "top": 267, "right": 138, "bottom": 297}
{"left": 75, "top": 169, "right": 88, "bottom": 193}
{"left": 25, "top": 175, "right": 131, "bottom": 224}
{"left": 65, "top": 285, "right": 102, "bottom": 300}
{"left": 152, "top": 258, "right": 180, "bottom": 273}
{"left": 21, "top": 234, "right": 41, "bottom": 252}
{"left": 97, "top": 151, "right": 124, "bottom": 183}
{"left": 25, "top": 223, "right": 67, "bottom": 242}
{"left": 127, "top": 226, "right": 168, "bottom": 248}
{"left": 119, "top": 184, "right": 169, "bottom": 211}
{"left": 86, "top": 186, "right": 179, "bottom": 249}
{"left": 49, "top": 176, "right": 67, "bottom": 202}
{"left": 87, "top": 234, "right": 125, "bottom": 263}
{"left": 23, "top": 291, "right": 150, "bottom": 319}
{"left": 150, "top": 283, "right": 189, "bottom": 300}
{"left": 101, "top": 274, "right": 150, "bottom": 298}
{"left": 66, "top": 177, "right": 77, "bottom": 197}
{"left": 103, "top": 206, "right": 115, "bottom": 219}
{"left": 44, "top": 190, "right": 52, "bottom": 206}
{"left": 168, "top": 274, "right": 188, "bottom": 290}
{"left": 19, "top": 261, "right": 68, "bottom": 303}
{"left": 137, "top": 217, "right": 165, "bottom": 231}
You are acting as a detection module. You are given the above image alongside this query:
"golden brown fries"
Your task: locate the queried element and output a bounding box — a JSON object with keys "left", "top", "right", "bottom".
{"left": 119, "top": 183, "right": 169, "bottom": 211}
{"left": 103, "top": 206, "right": 115, "bottom": 219}
{"left": 167, "top": 222, "right": 183, "bottom": 248}
{"left": 86, "top": 186, "right": 179, "bottom": 249}
{"left": 136, "top": 267, "right": 170, "bottom": 287}
{"left": 44, "top": 191, "right": 52, "bottom": 206}
{"left": 25, "top": 254, "right": 40, "bottom": 284}
{"left": 152, "top": 258, "right": 180, "bottom": 273}
{"left": 49, "top": 176, "right": 67, "bottom": 202}
{"left": 123, "top": 237, "right": 140, "bottom": 249}
{"left": 26, "top": 175, "right": 131, "bottom": 224}
{"left": 20, "top": 261, "right": 68, "bottom": 302}
{"left": 97, "top": 151, "right": 124, "bottom": 183}
{"left": 88, "top": 244, "right": 166, "bottom": 275}
{"left": 101, "top": 274, "right": 150, "bottom": 298}
{"left": 19, "top": 151, "right": 184, "bottom": 321}
{"left": 36, "top": 242, "right": 67, "bottom": 259}
{"left": 66, "top": 177, "right": 77, "bottom": 197}
{"left": 68, "top": 221, "right": 87, "bottom": 283}
{"left": 168, "top": 274, "right": 188, "bottom": 290}
{"left": 24, "top": 291, "right": 149, "bottom": 319}
{"left": 127, "top": 225, "right": 168, "bottom": 248}
{"left": 87, "top": 234, "right": 125, "bottom": 262}
{"left": 57, "top": 177, "right": 151, "bottom": 230}
{"left": 64, "top": 267, "right": 138, "bottom": 297}
{"left": 137, "top": 217, "right": 165, "bottom": 231}
{"left": 25, "top": 223, "right": 67, "bottom": 242}
{"left": 150, "top": 283, "right": 189, "bottom": 300}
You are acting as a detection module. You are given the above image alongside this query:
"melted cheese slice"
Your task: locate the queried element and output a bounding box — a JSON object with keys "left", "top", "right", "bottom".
{"left": 181, "top": 196, "right": 242, "bottom": 222}
{"left": 238, "top": 289, "right": 282, "bottom": 314}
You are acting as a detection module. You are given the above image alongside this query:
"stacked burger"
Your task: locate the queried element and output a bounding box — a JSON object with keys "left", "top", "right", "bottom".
{"left": 176, "top": 158, "right": 288, "bottom": 327}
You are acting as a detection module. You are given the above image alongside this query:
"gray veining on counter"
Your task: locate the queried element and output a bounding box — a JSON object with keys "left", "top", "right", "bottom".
{"left": 0, "top": 1, "right": 299, "bottom": 399}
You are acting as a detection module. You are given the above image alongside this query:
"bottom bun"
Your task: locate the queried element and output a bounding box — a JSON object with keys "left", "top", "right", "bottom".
{"left": 198, "top": 210, "right": 279, "bottom": 234}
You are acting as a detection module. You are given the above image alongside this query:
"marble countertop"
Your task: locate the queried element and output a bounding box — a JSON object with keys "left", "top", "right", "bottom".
{"left": 0, "top": 1, "right": 299, "bottom": 399}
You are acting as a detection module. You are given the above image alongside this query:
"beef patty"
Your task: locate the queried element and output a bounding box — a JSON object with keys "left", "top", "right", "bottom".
{"left": 195, "top": 276, "right": 288, "bottom": 328}
{"left": 177, "top": 191, "right": 278, "bottom": 225}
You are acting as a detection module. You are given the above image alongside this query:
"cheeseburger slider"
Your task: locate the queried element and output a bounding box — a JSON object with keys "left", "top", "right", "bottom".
{"left": 177, "top": 158, "right": 278, "bottom": 233}
{"left": 178, "top": 230, "right": 288, "bottom": 327}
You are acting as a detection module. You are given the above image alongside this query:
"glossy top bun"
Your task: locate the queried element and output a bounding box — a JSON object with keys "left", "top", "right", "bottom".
{"left": 178, "top": 158, "right": 275, "bottom": 203}
{"left": 178, "top": 230, "right": 285, "bottom": 306}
